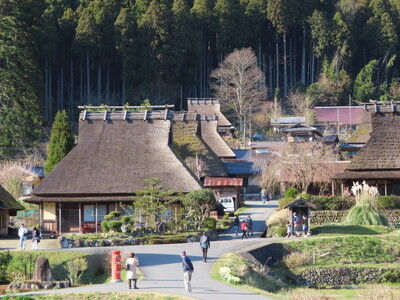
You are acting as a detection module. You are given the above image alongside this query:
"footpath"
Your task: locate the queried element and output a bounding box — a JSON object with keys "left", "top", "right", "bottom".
{"left": 5, "top": 200, "right": 278, "bottom": 300}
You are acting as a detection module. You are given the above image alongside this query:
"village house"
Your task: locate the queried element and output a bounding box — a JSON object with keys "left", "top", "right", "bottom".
{"left": 314, "top": 106, "right": 369, "bottom": 132}
{"left": 271, "top": 116, "right": 306, "bottom": 132}
{"left": 334, "top": 103, "right": 400, "bottom": 195}
{"left": 27, "top": 104, "right": 238, "bottom": 234}
{"left": 282, "top": 123, "right": 323, "bottom": 142}
{"left": 0, "top": 185, "right": 24, "bottom": 236}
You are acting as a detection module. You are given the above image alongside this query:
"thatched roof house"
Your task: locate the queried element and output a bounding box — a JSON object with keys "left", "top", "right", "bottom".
{"left": 0, "top": 185, "right": 24, "bottom": 235}
{"left": 335, "top": 105, "right": 400, "bottom": 195}
{"left": 28, "top": 107, "right": 235, "bottom": 234}
{"left": 200, "top": 120, "right": 235, "bottom": 158}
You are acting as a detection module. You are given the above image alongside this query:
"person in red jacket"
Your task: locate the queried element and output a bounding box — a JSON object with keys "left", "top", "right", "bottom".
{"left": 240, "top": 220, "right": 248, "bottom": 239}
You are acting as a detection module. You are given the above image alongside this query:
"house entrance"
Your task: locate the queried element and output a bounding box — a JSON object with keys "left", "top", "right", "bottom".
{"left": 60, "top": 203, "right": 80, "bottom": 233}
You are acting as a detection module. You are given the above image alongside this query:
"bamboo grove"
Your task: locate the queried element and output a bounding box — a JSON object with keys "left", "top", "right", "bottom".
{"left": 1, "top": 0, "right": 400, "bottom": 152}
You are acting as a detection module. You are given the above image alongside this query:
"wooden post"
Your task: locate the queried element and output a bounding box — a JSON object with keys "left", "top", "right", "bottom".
{"left": 385, "top": 180, "right": 388, "bottom": 196}
{"left": 341, "top": 182, "right": 344, "bottom": 196}
{"left": 331, "top": 181, "right": 335, "bottom": 196}
{"left": 307, "top": 207, "right": 311, "bottom": 235}
{"left": 58, "top": 203, "right": 62, "bottom": 234}
{"left": 39, "top": 203, "right": 43, "bottom": 231}
{"left": 95, "top": 203, "right": 98, "bottom": 233}
{"left": 79, "top": 203, "right": 82, "bottom": 234}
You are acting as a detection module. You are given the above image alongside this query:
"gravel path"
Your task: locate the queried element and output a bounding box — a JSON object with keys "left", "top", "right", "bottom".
{"left": 7, "top": 200, "right": 279, "bottom": 300}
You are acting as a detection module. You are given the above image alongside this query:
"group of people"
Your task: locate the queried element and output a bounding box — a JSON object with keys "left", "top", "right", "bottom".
{"left": 286, "top": 212, "right": 309, "bottom": 237}
{"left": 18, "top": 224, "right": 41, "bottom": 250}
{"left": 261, "top": 189, "right": 273, "bottom": 204}
{"left": 124, "top": 232, "right": 209, "bottom": 293}
{"left": 233, "top": 215, "right": 253, "bottom": 239}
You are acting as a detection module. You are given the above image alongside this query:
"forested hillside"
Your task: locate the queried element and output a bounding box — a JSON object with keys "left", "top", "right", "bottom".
{"left": 1, "top": 0, "right": 400, "bottom": 151}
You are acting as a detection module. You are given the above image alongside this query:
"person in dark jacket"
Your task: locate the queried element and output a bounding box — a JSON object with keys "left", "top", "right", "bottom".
{"left": 31, "top": 227, "right": 40, "bottom": 250}
{"left": 199, "top": 232, "right": 210, "bottom": 262}
{"left": 233, "top": 216, "right": 240, "bottom": 236}
{"left": 180, "top": 251, "right": 194, "bottom": 293}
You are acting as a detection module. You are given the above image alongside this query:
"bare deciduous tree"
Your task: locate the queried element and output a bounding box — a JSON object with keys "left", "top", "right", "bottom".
{"left": 260, "top": 142, "right": 340, "bottom": 194}
{"left": 211, "top": 48, "right": 267, "bottom": 133}
{"left": 287, "top": 91, "right": 316, "bottom": 124}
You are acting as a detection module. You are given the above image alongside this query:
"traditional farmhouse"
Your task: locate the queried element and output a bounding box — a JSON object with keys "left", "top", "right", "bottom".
{"left": 282, "top": 124, "right": 322, "bottom": 142}
{"left": 27, "top": 106, "right": 236, "bottom": 234}
{"left": 335, "top": 104, "right": 400, "bottom": 195}
{"left": 204, "top": 177, "right": 243, "bottom": 210}
{"left": 0, "top": 185, "right": 24, "bottom": 236}
{"left": 271, "top": 116, "right": 306, "bottom": 132}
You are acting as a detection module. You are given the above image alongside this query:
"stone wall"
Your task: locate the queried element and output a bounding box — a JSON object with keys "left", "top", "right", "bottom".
{"left": 296, "top": 267, "right": 385, "bottom": 286}
{"left": 7, "top": 280, "right": 70, "bottom": 291}
{"left": 310, "top": 210, "right": 400, "bottom": 226}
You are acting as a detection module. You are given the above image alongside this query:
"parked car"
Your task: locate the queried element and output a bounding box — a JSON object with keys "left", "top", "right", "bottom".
{"left": 218, "top": 197, "right": 235, "bottom": 213}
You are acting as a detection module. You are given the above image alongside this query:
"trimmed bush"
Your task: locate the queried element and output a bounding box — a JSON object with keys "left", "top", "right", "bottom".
{"left": 267, "top": 209, "right": 290, "bottom": 227}
{"left": 101, "top": 220, "right": 109, "bottom": 232}
{"left": 203, "top": 217, "right": 217, "bottom": 230}
{"left": 284, "top": 188, "right": 299, "bottom": 199}
{"left": 283, "top": 252, "right": 312, "bottom": 269}
{"left": 107, "top": 221, "right": 123, "bottom": 232}
{"left": 267, "top": 225, "right": 287, "bottom": 237}
{"left": 104, "top": 211, "right": 121, "bottom": 220}
{"left": 379, "top": 269, "right": 400, "bottom": 283}
{"left": 278, "top": 198, "right": 294, "bottom": 209}
{"left": 0, "top": 251, "right": 12, "bottom": 283}
{"left": 377, "top": 196, "right": 400, "bottom": 209}
{"left": 121, "top": 216, "right": 133, "bottom": 224}
{"left": 345, "top": 206, "right": 389, "bottom": 226}
{"left": 310, "top": 196, "right": 354, "bottom": 211}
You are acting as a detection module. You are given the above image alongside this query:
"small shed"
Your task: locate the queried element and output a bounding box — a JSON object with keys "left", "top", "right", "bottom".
{"left": 284, "top": 198, "right": 317, "bottom": 234}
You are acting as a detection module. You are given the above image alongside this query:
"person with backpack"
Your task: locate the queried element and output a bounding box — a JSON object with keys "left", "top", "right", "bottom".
{"left": 246, "top": 216, "right": 254, "bottom": 236}
{"left": 180, "top": 251, "right": 194, "bottom": 293}
{"left": 31, "top": 227, "right": 40, "bottom": 250}
{"left": 125, "top": 253, "right": 140, "bottom": 289}
{"left": 240, "top": 220, "right": 248, "bottom": 239}
{"left": 199, "top": 232, "right": 210, "bottom": 262}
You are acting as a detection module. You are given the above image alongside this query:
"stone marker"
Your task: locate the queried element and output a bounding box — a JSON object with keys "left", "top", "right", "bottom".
{"left": 32, "top": 257, "right": 53, "bottom": 282}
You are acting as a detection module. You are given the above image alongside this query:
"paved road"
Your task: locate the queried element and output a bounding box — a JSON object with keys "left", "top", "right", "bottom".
{"left": 8, "top": 200, "right": 279, "bottom": 300}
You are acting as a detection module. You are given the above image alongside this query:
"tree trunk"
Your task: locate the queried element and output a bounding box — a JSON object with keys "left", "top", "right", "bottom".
{"left": 86, "top": 49, "right": 90, "bottom": 102}
{"left": 107, "top": 63, "right": 110, "bottom": 102}
{"left": 180, "top": 84, "right": 183, "bottom": 110}
{"left": 283, "top": 33, "right": 288, "bottom": 97}
{"left": 301, "top": 27, "right": 306, "bottom": 85}
{"left": 49, "top": 64, "right": 52, "bottom": 118}
{"left": 122, "top": 60, "right": 126, "bottom": 104}
{"left": 294, "top": 38, "right": 297, "bottom": 86}
{"left": 269, "top": 53, "right": 273, "bottom": 98}
{"left": 57, "top": 69, "right": 60, "bottom": 112}
{"left": 275, "top": 33, "right": 279, "bottom": 91}
{"left": 70, "top": 58, "right": 73, "bottom": 115}
{"left": 97, "top": 60, "right": 101, "bottom": 104}
{"left": 45, "top": 60, "right": 48, "bottom": 123}
{"left": 60, "top": 67, "right": 64, "bottom": 110}
{"left": 80, "top": 58, "right": 83, "bottom": 104}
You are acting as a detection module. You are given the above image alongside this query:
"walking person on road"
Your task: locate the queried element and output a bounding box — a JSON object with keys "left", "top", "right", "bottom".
{"left": 181, "top": 251, "right": 194, "bottom": 293}
{"left": 233, "top": 216, "right": 240, "bottom": 236}
{"left": 31, "top": 227, "right": 40, "bottom": 250}
{"left": 199, "top": 232, "right": 210, "bottom": 262}
{"left": 18, "top": 224, "right": 28, "bottom": 250}
{"left": 240, "top": 220, "right": 248, "bottom": 239}
{"left": 246, "top": 216, "right": 254, "bottom": 236}
{"left": 126, "top": 253, "right": 139, "bottom": 289}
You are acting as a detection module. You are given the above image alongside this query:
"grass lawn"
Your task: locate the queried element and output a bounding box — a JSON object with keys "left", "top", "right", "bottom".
{"left": 311, "top": 224, "right": 392, "bottom": 236}
{"left": 234, "top": 205, "right": 250, "bottom": 216}
{"left": 2, "top": 292, "right": 192, "bottom": 300}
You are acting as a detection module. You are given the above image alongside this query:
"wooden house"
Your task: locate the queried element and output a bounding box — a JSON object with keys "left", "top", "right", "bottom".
{"left": 334, "top": 104, "right": 400, "bottom": 195}
{"left": 282, "top": 124, "right": 322, "bottom": 142}
{"left": 0, "top": 185, "right": 24, "bottom": 236}
{"left": 27, "top": 106, "right": 236, "bottom": 234}
{"left": 204, "top": 177, "right": 243, "bottom": 210}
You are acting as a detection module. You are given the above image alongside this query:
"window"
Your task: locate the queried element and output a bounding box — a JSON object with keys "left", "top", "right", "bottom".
{"left": 84, "top": 204, "right": 108, "bottom": 222}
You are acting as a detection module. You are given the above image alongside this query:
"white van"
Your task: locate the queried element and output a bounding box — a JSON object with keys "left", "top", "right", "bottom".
{"left": 219, "top": 197, "right": 235, "bottom": 213}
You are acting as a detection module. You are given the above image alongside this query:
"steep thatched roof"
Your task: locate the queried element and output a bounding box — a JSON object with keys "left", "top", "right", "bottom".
{"left": 170, "top": 121, "right": 227, "bottom": 177}
{"left": 347, "top": 112, "right": 400, "bottom": 170}
{"left": 32, "top": 119, "right": 201, "bottom": 197}
{"left": 347, "top": 123, "right": 372, "bottom": 143}
{"left": 335, "top": 111, "right": 400, "bottom": 180}
{"left": 0, "top": 185, "right": 24, "bottom": 211}
{"left": 200, "top": 120, "right": 236, "bottom": 158}
{"left": 187, "top": 98, "right": 232, "bottom": 127}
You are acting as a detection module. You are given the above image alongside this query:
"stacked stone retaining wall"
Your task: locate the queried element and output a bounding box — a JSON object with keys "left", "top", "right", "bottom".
{"left": 310, "top": 210, "right": 400, "bottom": 226}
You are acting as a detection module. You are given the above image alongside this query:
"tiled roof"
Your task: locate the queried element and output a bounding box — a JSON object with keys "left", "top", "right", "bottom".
{"left": 314, "top": 106, "right": 365, "bottom": 125}
{"left": 224, "top": 161, "right": 261, "bottom": 175}
{"left": 204, "top": 177, "right": 243, "bottom": 187}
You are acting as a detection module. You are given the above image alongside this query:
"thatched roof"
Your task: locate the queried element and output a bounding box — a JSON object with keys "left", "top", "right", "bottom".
{"left": 200, "top": 120, "right": 236, "bottom": 158}
{"left": 32, "top": 119, "right": 201, "bottom": 197}
{"left": 347, "top": 112, "right": 400, "bottom": 170}
{"left": 187, "top": 98, "right": 232, "bottom": 127}
{"left": 0, "top": 185, "right": 24, "bottom": 211}
{"left": 171, "top": 121, "right": 227, "bottom": 177}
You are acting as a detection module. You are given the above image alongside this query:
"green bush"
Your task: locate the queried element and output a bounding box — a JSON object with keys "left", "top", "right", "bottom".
{"left": 311, "top": 196, "right": 354, "bottom": 210}
{"left": 104, "top": 211, "right": 121, "bottom": 220}
{"left": 377, "top": 196, "right": 400, "bottom": 209}
{"left": 267, "top": 225, "right": 287, "bottom": 237}
{"left": 203, "top": 217, "right": 217, "bottom": 230}
{"left": 121, "top": 216, "right": 133, "bottom": 224}
{"left": 107, "top": 221, "right": 122, "bottom": 232}
{"left": 0, "top": 251, "right": 12, "bottom": 283}
{"left": 345, "top": 206, "right": 389, "bottom": 226}
{"left": 298, "top": 193, "right": 311, "bottom": 201}
{"left": 379, "top": 269, "right": 400, "bottom": 283}
{"left": 147, "top": 237, "right": 187, "bottom": 244}
{"left": 65, "top": 257, "right": 88, "bottom": 286}
{"left": 284, "top": 188, "right": 299, "bottom": 199}
{"left": 278, "top": 197, "right": 294, "bottom": 209}
{"left": 101, "top": 220, "right": 109, "bottom": 232}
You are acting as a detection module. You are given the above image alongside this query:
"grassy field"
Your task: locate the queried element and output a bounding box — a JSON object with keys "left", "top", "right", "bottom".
{"left": 2, "top": 292, "right": 192, "bottom": 300}
{"left": 311, "top": 224, "right": 392, "bottom": 236}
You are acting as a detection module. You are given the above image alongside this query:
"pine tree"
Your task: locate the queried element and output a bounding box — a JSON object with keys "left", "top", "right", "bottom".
{"left": 353, "top": 60, "right": 379, "bottom": 102}
{"left": 45, "top": 110, "right": 75, "bottom": 174}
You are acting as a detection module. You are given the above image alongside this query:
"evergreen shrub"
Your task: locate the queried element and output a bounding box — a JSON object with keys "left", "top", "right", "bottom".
{"left": 107, "top": 221, "right": 122, "bottom": 232}
{"left": 203, "top": 217, "right": 217, "bottom": 230}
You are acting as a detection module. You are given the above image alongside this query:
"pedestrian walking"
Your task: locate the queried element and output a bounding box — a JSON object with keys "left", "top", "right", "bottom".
{"left": 246, "top": 216, "right": 254, "bottom": 236}
{"left": 18, "top": 224, "right": 28, "bottom": 250}
{"left": 199, "top": 232, "right": 210, "bottom": 262}
{"left": 31, "top": 227, "right": 40, "bottom": 250}
{"left": 286, "top": 221, "right": 293, "bottom": 238}
{"left": 180, "top": 251, "right": 194, "bottom": 293}
{"left": 302, "top": 215, "right": 309, "bottom": 236}
{"left": 125, "top": 253, "right": 139, "bottom": 289}
{"left": 233, "top": 216, "right": 240, "bottom": 236}
{"left": 240, "top": 220, "right": 248, "bottom": 239}
{"left": 261, "top": 188, "right": 267, "bottom": 204}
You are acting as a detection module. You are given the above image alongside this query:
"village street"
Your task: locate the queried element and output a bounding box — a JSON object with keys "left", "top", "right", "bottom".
{"left": 10, "top": 199, "right": 278, "bottom": 300}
